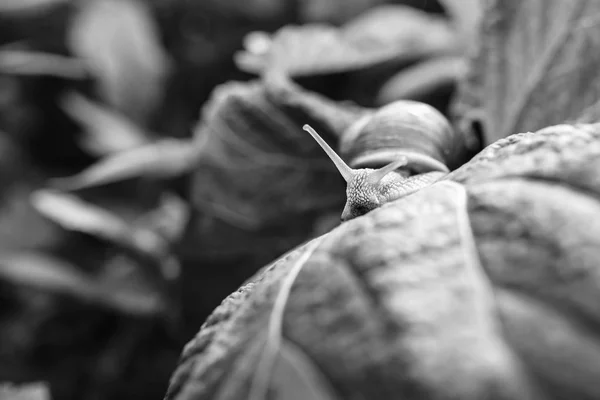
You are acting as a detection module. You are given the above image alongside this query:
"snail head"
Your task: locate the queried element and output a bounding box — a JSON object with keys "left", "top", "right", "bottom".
{"left": 303, "top": 124, "right": 408, "bottom": 222}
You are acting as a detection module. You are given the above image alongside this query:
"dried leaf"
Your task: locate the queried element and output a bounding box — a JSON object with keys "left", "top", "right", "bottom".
{"left": 68, "top": 0, "right": 170, "bottom": 124}
{"left": 453, "top": 0, "right": 600, "bottom": 144}
{"left": 235, "top": 5, "right": 458, "bottom": 77}
{"left": 0, "top": 49, "right": 87, "bottom": 79}
{"left": 0, "top": 382, "right": 51, "bottom": 400}
{"left": 49, "top": 138, "right": 198, "bottom": 190}
{"left": 60, "top": 92, "right": 152, "bottom": 156}
{"left": 167, "top": 122, "right": 600, "bottom": 400}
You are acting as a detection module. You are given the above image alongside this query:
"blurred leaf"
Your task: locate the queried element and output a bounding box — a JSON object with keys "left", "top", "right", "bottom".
{"left": 31, "top": 188, "right": 132, "bottom": 241}
{"left": 439, "top": 0, "right": 483, "bottom": 51}
{"left": 0, "top": 382, "right": 51, "bottom": 400}
{"left": 298, "top": 0, "right": 381, "bottom": 24}
{"left": 0, "top": 48, "right": 87, "bottom": 79}
{"left": 49, "top": 138, "right": 198, "bottom": 190}
{"left": 0, "top": 251, "right": 165, "bottom": 316}
{"left": 235, "top": 5, "right": 458, "bottom": 77}
{"left": 0, "top": 0, "right": 68, "bottom": 15}
{"left": 68, "top": 0, "right": 170, "bottom": 124}
{"left": 60, "top": 92, "right": 152, "bottom": 156}
{"left": 453, "top": 0, "right": 600, "bottom": 144}
{"left": 134, "top": 193, "right": 190, "bottom": 244}
{"left": 375, "top": 56, "right": 466, "bottom": 105}
{"left": 31, "top": 189, "right": 170, "bottom": 262}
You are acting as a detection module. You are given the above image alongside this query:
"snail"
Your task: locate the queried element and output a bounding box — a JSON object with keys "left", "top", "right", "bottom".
{"left": 304, "top": 100, "right": 468, "bottom": 221}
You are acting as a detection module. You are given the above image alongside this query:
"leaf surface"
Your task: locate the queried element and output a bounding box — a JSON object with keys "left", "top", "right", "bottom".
{"left": 167, "top": 122, "right": 600, "bottom": 400}
{"left": 453, "top": 0, "right": 600, "bottom": 144}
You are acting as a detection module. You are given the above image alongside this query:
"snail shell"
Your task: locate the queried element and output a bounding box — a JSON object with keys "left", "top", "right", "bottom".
{"left": 339, "top": 100, "right": 467, "bottom": 173}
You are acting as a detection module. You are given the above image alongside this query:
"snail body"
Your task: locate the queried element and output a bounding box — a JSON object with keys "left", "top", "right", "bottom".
{"left": 304, "top": 100, "right": 464, "bottom": 221}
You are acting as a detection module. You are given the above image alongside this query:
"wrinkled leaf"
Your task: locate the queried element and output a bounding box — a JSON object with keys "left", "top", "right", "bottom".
{"left": 453, "top": 0, "right": 600, "bottom": 144}
{"left": 235, "top": 5, "right": 458, "bottom": 77}
{"left": 49, "top": 138, "right": 198, "bottom": 190}
{"left": 167, "top": 122, "right": 600, "bottom": 400}
{"left": 60, "top": 92, "right": 152, "bottom": 156}
{"left": 0, "top": 48, "right": 87, "bottom": 79}
{"left": 0, "top": 382, "right": 51, "bottom": 400}
{"left": 68, "top": 0, "right": 170, "bottom": 124}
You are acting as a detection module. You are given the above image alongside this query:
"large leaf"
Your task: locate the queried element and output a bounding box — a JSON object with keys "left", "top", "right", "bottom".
{"left": 165, "top": 122, "right": 600, "bottom": 400}
{"left": 453, "top": 0, "right": 600, "bottom": 144}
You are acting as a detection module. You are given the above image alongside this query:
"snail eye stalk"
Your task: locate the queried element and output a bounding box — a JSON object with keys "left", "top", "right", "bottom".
{"left": 303, "top": 124, "right": 356, "bottom": 183}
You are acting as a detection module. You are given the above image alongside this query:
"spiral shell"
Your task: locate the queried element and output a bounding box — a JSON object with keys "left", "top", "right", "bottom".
{"left": 339, "top": 100, "right": 468, "bottom": 173}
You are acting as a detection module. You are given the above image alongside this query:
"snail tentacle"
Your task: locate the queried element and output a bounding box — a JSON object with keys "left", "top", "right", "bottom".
{"left": 366, "top": 157, "right": 408, "bottom": 185}
{"left": 303, "top": 124, "right": 355, "bottom": 182}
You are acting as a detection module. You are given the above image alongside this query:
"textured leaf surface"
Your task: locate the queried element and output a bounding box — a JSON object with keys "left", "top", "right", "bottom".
{"left": 166, "top": 122, "right": 600, "bottom": 400}
{"left": 453, "top": 0, "right": 600, "bottom": 144}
